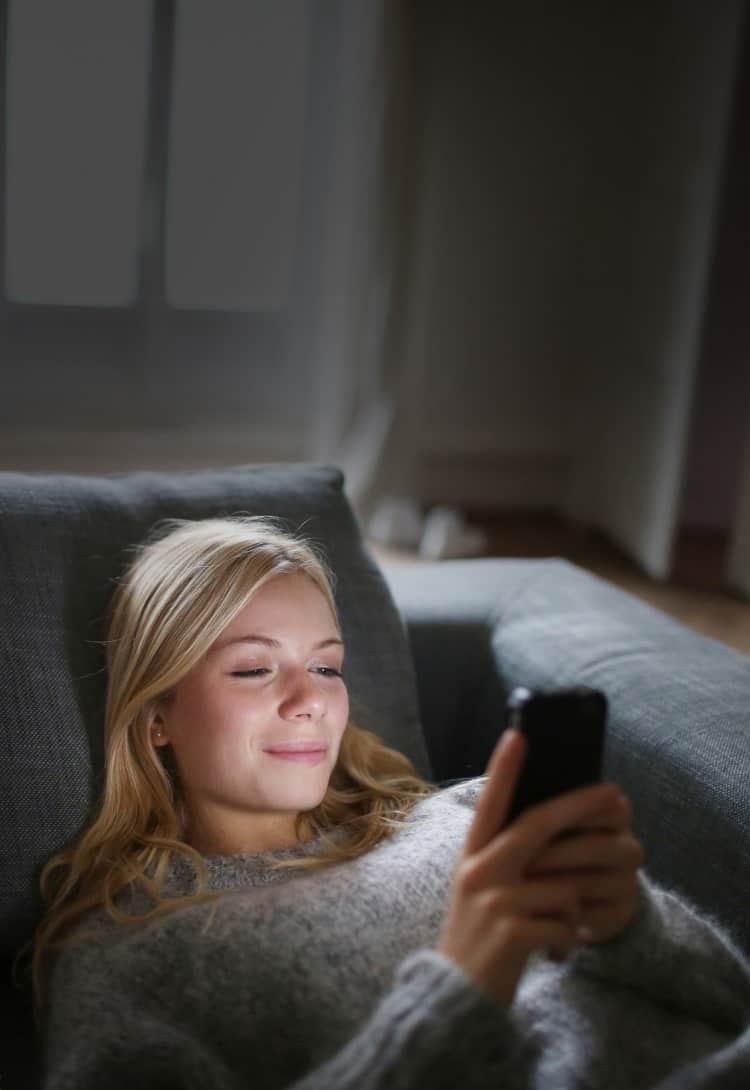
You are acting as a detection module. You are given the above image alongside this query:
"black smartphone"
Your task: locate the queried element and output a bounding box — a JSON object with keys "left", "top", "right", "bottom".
{"left": 502, "top": 685, "right": 607, "bottom": 830}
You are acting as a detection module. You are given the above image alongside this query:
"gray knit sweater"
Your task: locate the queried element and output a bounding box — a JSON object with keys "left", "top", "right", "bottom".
{"left": 42, "top": 778, "right": 750, "bottom": 1089}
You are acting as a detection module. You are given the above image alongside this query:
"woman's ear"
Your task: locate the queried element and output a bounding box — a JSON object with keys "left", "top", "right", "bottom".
{"left": 150, "top": 722, "right": 169, "bottom": 746}
{"left": 149, "top": 698, "right": 172, "bottom": 746}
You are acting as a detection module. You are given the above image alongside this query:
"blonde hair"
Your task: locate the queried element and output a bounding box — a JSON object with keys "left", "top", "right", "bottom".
{"left": 16, "top": 514, "right": 438, "bottom": 1024}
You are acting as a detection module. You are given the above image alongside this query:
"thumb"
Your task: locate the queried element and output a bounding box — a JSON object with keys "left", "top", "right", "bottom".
{"left": 464, "top": 728, "right": 526, "bottom": 857}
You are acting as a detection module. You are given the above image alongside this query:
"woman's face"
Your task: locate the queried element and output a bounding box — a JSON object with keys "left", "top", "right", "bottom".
{"left": 151, "top": 571, "right": 349, "bottom": 855}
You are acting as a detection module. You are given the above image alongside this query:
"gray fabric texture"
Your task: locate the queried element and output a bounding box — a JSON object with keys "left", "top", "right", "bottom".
{"left": 0, "top": 462, "right": 430, "bottom": 969}
{"left": 41, "top": 778, "right": 750, "bottom": 1089}
{"left": 7, "top": 474, "right": 750, "bottom": 1090}
{"left": 382, "top": 557, "right": 750, "bottom": 961}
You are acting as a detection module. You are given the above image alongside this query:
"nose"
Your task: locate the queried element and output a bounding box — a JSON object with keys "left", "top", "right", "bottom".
{"left": 279, "top": 668, "right": 326, "bottom": 720}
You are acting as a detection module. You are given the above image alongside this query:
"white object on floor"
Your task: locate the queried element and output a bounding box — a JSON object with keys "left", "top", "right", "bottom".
{"left": 418, "top": 505, "right": 489, "bottom": 559}
{"left": 366, "top": 496, "right": 425, "bottom": 549}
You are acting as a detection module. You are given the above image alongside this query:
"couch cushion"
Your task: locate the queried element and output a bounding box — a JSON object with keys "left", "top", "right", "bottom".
{"left": 0, "top": 462, "right": 431, "bottom": 967}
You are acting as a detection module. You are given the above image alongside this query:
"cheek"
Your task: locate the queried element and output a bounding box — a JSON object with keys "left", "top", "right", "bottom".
{"left": 335, "top": 686, "right": 350, "bottom": 731}
{"left": 170, "top": 682, "right": 261, "bottom": 751}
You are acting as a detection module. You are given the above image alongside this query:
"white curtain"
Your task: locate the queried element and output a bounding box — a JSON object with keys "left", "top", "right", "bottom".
{"left": 299, "top": 0, "right": 422, "bottom": 531}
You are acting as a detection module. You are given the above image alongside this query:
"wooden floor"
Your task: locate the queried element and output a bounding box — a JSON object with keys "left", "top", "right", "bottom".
{"left": 367, "top": 514, "right": 750, "bottom": 658}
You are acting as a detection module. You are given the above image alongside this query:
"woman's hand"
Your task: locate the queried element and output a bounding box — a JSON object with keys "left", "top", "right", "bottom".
{"left": 523, "top": 792, "right": 645, "bottom": 945}
{"left": 436, "top": 728, "right": 637, "bottom": 1009}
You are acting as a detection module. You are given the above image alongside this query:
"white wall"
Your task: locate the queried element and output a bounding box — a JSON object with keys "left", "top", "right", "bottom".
{"left": 391, "top": 3, "right": 589, "bottom": 510}
{"left": 383, "top": 0, "right": 744, "bottom": 572}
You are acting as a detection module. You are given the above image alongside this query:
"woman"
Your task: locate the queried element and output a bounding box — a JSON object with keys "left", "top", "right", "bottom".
{"left": 25, "top": 516, "right": 750, "bottom": 1088}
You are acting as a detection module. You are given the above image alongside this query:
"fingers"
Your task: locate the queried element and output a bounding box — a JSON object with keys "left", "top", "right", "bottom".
{"left": 523, "top": 829, "right": 644, "bottom": 947}
{"left": 526, "top": 782, "right": 625, "bottom": 852}
{"left": 505, "top": 881, "right": 585, "bottom": 960}
{"left": 474, "top": 780, "right": 624, "bottom": 881}
{"left": 478, "top": 877, "right": 582, "bottom": 924}
{"left": 525, "top": 830, "right": 645, "bottom": 879}
{"left": 467, "top": 727, "right": 624, "bottom": 854}
{"left": 575, "top": 879, "right": 643, "bottom": 944}
{"left": 566, "top": 869, "right": 638, "bottom": 904}
{"left": 465, "top": 729, "right": 527, "bottom": 857}
{"left": 567, "top": 794, "right": 632, "bottom": 834}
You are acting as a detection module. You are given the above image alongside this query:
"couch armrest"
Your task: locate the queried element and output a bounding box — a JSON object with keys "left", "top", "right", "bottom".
{"left": 381, "top": 556, "right": 750, "bottom": 961}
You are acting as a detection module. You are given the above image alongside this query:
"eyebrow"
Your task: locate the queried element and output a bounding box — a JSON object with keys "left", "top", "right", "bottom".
{"left": 213, "top": 634, "right": 344, "bottom": 654}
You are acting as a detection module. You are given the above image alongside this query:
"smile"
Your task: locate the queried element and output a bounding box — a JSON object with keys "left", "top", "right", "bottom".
{"left": 263, "top": 751, "right": 327, "bottom": 765}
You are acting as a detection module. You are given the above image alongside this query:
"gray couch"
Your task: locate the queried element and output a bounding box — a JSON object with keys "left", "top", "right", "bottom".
{"left": 2, "top": 462, "right": 748, "bottom": 1090}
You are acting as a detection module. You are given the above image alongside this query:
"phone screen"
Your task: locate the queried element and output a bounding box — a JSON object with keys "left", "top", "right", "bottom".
{"left": 503, "top": 686, "right": 607, "bottom": 828}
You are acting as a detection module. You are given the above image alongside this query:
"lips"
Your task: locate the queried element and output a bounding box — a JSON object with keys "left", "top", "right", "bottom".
{"left": 266, "top": 750, "right": 327, "bottom": 765}
{"left": 263, "top": 741, "right": 328, "bottom": 754}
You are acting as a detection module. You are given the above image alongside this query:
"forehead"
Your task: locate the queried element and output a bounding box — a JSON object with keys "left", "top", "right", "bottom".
{"left": 213, "top": 573, "right": 339, "bottom": 650}
{"left": 239, "top": 571, "right": 330, "bottom": 610}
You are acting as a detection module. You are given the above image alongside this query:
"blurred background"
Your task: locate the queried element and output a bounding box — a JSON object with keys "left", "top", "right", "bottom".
{"left": 2, "top": 0, "right": 750, "bottom": 646}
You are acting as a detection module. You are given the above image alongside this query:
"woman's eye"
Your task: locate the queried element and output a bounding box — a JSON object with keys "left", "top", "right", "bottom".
{"left": 230, "top": 667, "right": 343, "bottom": 678}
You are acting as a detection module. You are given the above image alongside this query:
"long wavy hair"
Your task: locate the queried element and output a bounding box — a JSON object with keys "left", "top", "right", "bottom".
{"left": 18, "top": 514, "right": 438, "bottom": 1025}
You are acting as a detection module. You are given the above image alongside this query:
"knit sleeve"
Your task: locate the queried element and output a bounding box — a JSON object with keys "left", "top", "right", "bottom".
{"left": 289, "top": 947, "right": 521, "bottom": 1090}
{"left": 566, "top": 869, "right": 750, "bottom": 1034}
{"left": 42, "top": 946, "right": 521, "bottom": 1090}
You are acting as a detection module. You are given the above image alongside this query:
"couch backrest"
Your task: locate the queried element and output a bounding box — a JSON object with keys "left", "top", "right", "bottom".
{"left": 0, "top": 462, "right": 431, "bottom": 982}
{"left": 385, "top": 554, "right": 750, "bottom": 961}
